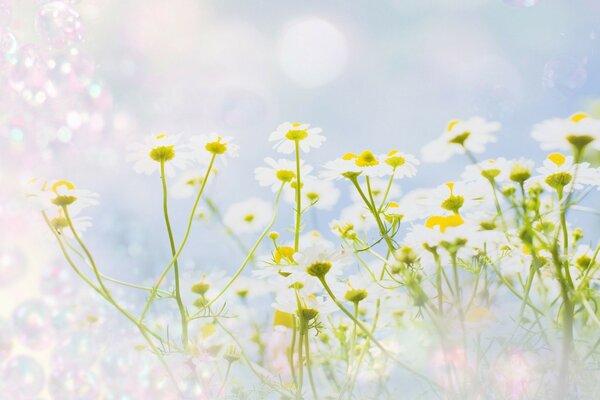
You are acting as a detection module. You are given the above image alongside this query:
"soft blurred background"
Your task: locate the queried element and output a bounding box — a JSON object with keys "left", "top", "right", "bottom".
{"left": 1, "top": 0, "right": 600, "bottom": 398}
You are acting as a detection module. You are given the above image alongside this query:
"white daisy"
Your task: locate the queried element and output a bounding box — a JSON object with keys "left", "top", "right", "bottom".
{"left": 382, "top": 150, "right": 420, "bottom": 178}
{"left": 29, "top": 179, "right": 99, "bottom": 215}
{"left": 170, "top": 168, "right": 216, "bottom": 199}
{"left": 254, "top": 157, "right": 313, "bottom": 192}
{"left": 126, "top": 133, "right": 192, "bottom": 176}
{"left": 284, "top": 176, "right": 340, "bottom": 210}
{"left": 223, "top": 197, "right": 272, "bottom": 234}
{"left": 530, "top": 152, "right": 600, "bottom": 192}
{"left": 269, "top": 121, "right": 325, "bottom": 154}
{"left": 461, "top": 158, "right": 512, "bottom": 183}
{"left": 531, "top": 112, "right": 600, "bottom": 153}
{"left": 421, "top": 117, "right": 501, "bottom": 163}
{"left": 338, "top": 203, "right": 376, "bottom": 232}
{"left": 289, "top": 242, "right": 352, "bottom": 281}
{"left": 190, "top": 133, "right": 239, "bottom": 164}
{"left": 320, "top": 151, "right": 389, "bottom": 180}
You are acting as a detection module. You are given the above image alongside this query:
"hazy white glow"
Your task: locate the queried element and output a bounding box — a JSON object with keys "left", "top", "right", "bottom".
{"left": 278, "top": 18, "right": 348, "bottom": 87}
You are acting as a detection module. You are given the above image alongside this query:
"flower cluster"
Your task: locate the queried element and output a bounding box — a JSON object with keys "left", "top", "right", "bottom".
{"left": 41, "top": 113, "right": 600, "bottom": 399}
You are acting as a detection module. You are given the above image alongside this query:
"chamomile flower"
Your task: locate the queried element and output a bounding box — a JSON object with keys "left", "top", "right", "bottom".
{"left": 531, "top": 112, "right": 600, "bottom": 153}
{"left": 254, "top": 157, "right": 313, "bottom": 191}
{"left": 269, "top": 122, "right": 325, "bottom": 154}
{"left": 284, "top": 176, "right": 340, "bottom": 210}
{"left": 532, "top": 152, "right": 599, "bottom": 192}
{"left": 48, "top": 208, "right": 93, "bottom": 237}
{"left": 338, "top": 203, "right": 376, "bottom": 232}
{"left": 382, "top": 150, "right": 420, "bottom": 178}
{"left": 320, "top": 151, "right": 388, "bottom": 180}
{"left": 171, "top": 169, "right": 215, "bottom": 199}
{"left": 421, "top": 117, "right": 501, "bottom": 163}
{"left": 223, "top": 197, "right": 271, "bottom": 234}
{"left": 461, "top": 158, "right": 511, "bottom": 184}
{"left": 32, "top": 179, "right": 99, "bottom": 214}
{"left": 126, "top": 133, "right": 192, "bottom": 176}
{"left": 190, "top": 133, "right": 239, "bottom": 164}
{"left": 290, "top": 242, "right": 352, "bottom": 280}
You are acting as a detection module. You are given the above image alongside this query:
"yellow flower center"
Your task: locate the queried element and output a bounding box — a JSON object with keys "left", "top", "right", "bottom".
{"left": 343, "top": 151, "right": 379, "bottom": 167}
{"left": 273, "top": 310, "right": 294, "bottom": 328}
{"left": 243, "top": 214, "right": 255, "bottom": 223}
{"left": 149, "top": 145, "right": 175, "bottom": 162}
{"left": 276, "top": 169, "right": 295, "bottom": 182}
{"left": 569, "top": 112, "right": 589, "bottom": 123}
{"left": 50, "top": 180, "right": 77, "bottom": 207}
{"left": 306, "top": 192, "right": 319, "bottom": 202}
{"left": 273, "top": 246, "right": 295, "bottom": 264}
{"left": 285, "top": 123, "right": 308, "bottom": 141}
{"left": 385, "top": 150, "right": 406, "bottom": 168}
{"left": 548, "top": 152, "right": 566, "bottom": 167}
{"left": 447, "top": 119, "right": 460, "bottom": 131}
{"left": 449, "top": 131, "right": 471, "bottom": 145}
{"left": 306, "top": 261, "right": 332, "bottom": 277}
{"left": 425, "top": 214, "right": 465, "bottom": 233}
{"left": 205, "top": 137, "right": 227, "bottom": 155}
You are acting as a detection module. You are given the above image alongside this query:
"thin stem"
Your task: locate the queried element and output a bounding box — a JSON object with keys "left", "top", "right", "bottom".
{"left": 294, "top": 139, "right": 302, "bottom": 252}
{"left": 159, "top": 160, "right": 188, "bottom": 350}
{"left": 297, "top": 328, "right": 305, "bottom": 398}
{"left": 140, "top": 154, "right": 216, "bottom": 322}
{"left": 193, "top": 183, "right": 285, "bottom": 315}
{"left": 305, "top": 330, "right": 319, "bottom": 400}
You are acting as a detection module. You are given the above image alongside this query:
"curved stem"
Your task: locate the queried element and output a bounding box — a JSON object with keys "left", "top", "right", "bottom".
{"left": 140, "top": 154, "right": 216, "bottom": 322}
{"left": 193, "top": 183, "right": 285, "bottom": 315}
{"left": 159, "top": 160, "right": 189, "bottom": 350}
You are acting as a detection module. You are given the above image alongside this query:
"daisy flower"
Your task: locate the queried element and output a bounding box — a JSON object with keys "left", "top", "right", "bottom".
{"left": 320, "top": 151, "right": 389, "bottom": 180}
{"left": 190, "top": 133, "right": 239, "bottom": 164}
{"left": 531, "top": 112, "right": 600, "bottom": 153}
{"left": 284, "top": 176, "right": 340, "bottom": 210}
{"left": 170, "top": 169, "right": 215, "bottom": 199}
{"left": 421, "top": 117, "right": 501, "bottom": 163}
{"left": 269, "top": 122, "right": 325, "bottom": 154}
{"left": 382, "top": 150, "right": 420, "bottom": 178}
{"left": 461, "top": 158, "right": 512, "bottom": 184}
{"left": 29, "top": 179, "right": 99, "bottom": 214}
{"left": 48, "top": 208, "right": 93, "bottom": 237}
{"left": 254, "top": 157, "right": 313, "bottom": 192}
{"left": 531, "top": 152, "right": 600, "bottom": 192}
{"left": 126, "top": 133, "right": 192, "bottom": 176}
{"left": 337, "top": 203, "right": 376, "bottom": 232}
{"left": 223, "top": 197, "right": 272, "bottom": 234}
{"left": 288, "top": 242, "right": 352, "bottom": 281}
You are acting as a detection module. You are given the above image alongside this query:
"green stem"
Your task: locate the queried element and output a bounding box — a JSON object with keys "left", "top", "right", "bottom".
{"left": 305, "top": 330, "right": 319, "bottom": 400}
{"left": 193, "top": 183, "right": 285, "bottom": 316}
{"left": 297, "top": 328, "right": 305, "bottom": 398}
{"left": 46, "top": 211, "right": 181, "bottom": 394}
{"left": 140, "top": 154, "right": 216, "bottom": 322}
{"left": 290, "top": 318, "right": 298, "bottom": 388}
{"left": 159, "top": 160, "right": 188, "bottom": 350}
{"left": 294, "top": 139, "right": 302, "bottom": 252}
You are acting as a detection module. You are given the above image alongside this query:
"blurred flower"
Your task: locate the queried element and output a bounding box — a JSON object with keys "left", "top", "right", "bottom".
{"left": 531, "top": 112, "right": 600, "bottom": 153}
{"left": 254, "top": 157, "right": 312, "bottom": 191}
{"left": 284, "top": 176, "right": 340, "bottom": 210}
{"left": 421, "top": 117, "right": 501, "bottom": 162}
{"left": 223, "top": 197, "right": 271, "bottom": 234}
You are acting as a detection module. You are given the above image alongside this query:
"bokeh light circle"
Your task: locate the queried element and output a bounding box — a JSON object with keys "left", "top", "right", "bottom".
{"left": 278, "top": 18, "right": 348, "bottom": 87}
